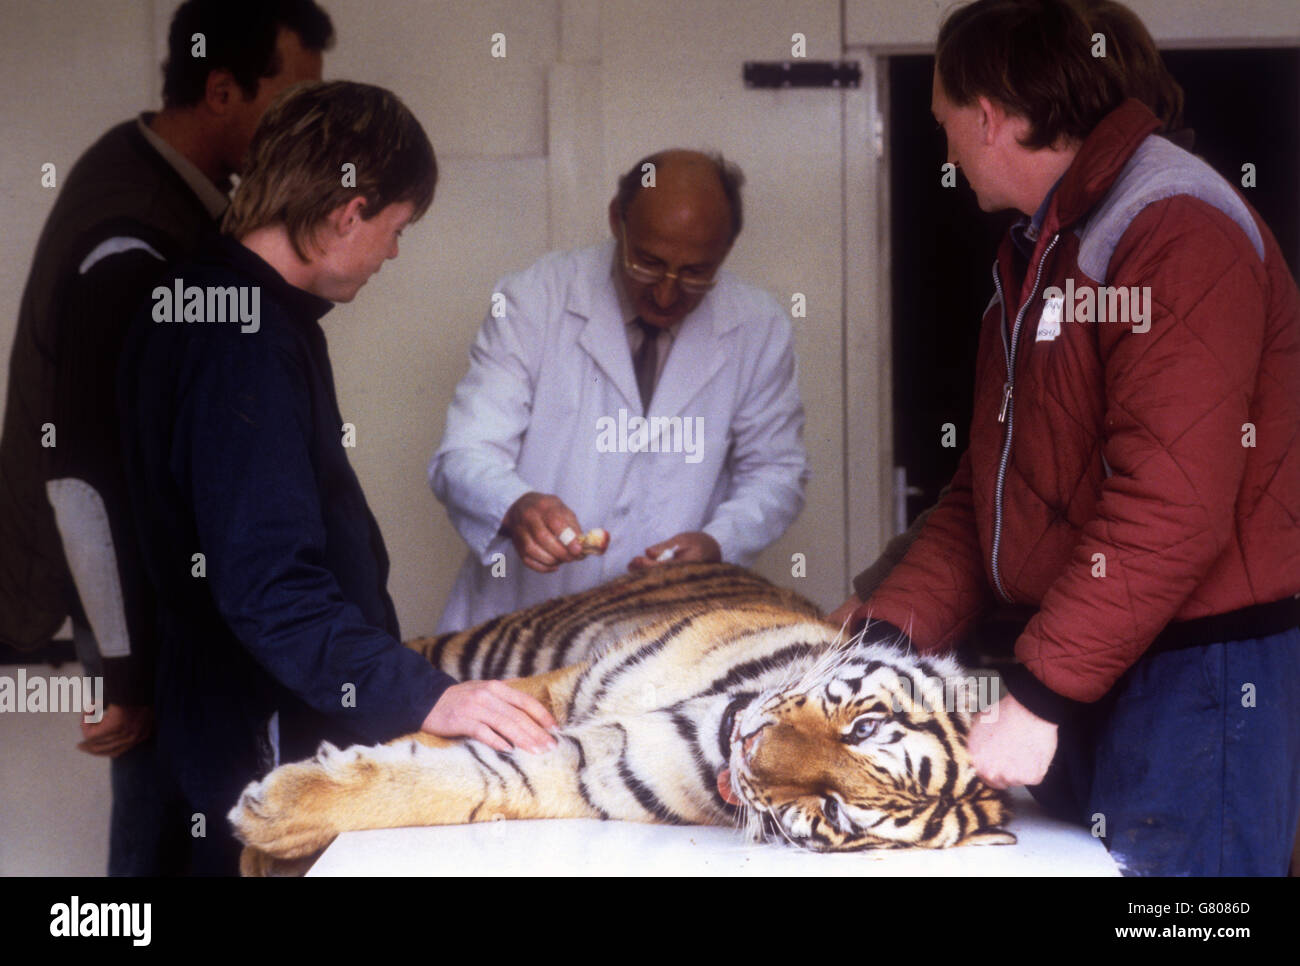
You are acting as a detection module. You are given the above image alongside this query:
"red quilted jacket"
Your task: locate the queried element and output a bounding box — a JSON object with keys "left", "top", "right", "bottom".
{"left": 863, "top": 99, "right": 1300, "bottom": 708}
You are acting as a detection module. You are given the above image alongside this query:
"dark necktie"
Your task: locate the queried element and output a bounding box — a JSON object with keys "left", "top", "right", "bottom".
{"left": 632, "top": 318, "right": 660, "bottom": 414}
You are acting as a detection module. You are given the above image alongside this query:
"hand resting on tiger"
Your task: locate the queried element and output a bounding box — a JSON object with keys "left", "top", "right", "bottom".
{"left": 229, "top": 563, "right": 1014, "bottom": 875}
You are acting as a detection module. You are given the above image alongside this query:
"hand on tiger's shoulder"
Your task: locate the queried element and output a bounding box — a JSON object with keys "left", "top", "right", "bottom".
{"left": 968, "top": 692, "right": 1058, "bottom": 789}
{"left": 421, "top": 680, "right": 558, "bottom": 755}
{"left": 502, "top": 491, "right": 585, "bottom": 572}
{"left": 628, "top": 531, "right": 721, "bottom": 571}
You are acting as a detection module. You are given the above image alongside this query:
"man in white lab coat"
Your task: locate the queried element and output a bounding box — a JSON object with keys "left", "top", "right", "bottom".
{"left": 431, "top": 150, "right": 808, "bottom": 631}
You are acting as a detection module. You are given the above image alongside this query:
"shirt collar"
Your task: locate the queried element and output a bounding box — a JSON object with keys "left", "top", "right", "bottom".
{"left": 1030, "top": 174, "right": 1063, "bottom": 236}
{"left": 137, "top": 113, "right": 230, "bottom": 220}
{"left": 1011, "top": 174, "right": 1064, "bottom": 259}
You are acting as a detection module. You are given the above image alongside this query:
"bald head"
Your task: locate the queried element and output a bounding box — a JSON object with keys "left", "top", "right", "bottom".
{"left": 608, "top": 150, "right": 745, "bottom": 328}
{"left": 612, "top": 149, "right": 744, "bottom": 245}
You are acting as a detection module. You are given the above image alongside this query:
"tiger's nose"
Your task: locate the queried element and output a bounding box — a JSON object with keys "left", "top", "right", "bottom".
{"left": 742, "top": 729, "right": 763, "bottom": 758}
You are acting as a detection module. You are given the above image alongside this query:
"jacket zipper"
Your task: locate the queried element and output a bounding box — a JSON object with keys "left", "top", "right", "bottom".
{"left": 989, "top": 233, "right": 1059, "bottom": 603}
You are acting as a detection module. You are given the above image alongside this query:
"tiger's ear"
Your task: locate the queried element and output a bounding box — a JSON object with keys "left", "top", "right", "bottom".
{"left": 959, "top": 829, "right": 1017, "bottom": 847}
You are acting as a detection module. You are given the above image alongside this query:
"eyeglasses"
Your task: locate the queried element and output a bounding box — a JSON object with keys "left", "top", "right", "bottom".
{"left": 619, "top": 220, "right": 719, "bottom": 294}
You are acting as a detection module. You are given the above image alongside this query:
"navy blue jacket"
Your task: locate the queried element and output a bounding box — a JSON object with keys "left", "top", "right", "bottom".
{"left": 119, "top": 233, "right": 454, "bottom": 822}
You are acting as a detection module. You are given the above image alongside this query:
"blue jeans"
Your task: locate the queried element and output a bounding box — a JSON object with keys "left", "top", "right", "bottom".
{"left": 1029, "top": 627, "right": 1300, "bottom": 875}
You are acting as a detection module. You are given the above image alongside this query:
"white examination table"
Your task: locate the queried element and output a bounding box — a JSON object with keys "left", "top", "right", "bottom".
{"left": 307, "top": 787, "right": 1120, "bottom": 876}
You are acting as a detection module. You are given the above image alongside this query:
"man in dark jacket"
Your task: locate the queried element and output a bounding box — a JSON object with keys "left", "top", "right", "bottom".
{"left": 0, "top": 0, "right": 332, "bottom": 874}
{"left": 119, "top": 80, "right": 556, "bottom": 875}
{"left": 848, "top": 0, "right": 1300, "bottom": 875}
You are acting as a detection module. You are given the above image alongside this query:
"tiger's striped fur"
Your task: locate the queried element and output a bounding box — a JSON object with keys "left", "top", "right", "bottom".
{"left": 410, "top": 561, "right": 822, "bottom": 680}
{"left": 230, "top": 563, "right": 1014, "bottom": 873}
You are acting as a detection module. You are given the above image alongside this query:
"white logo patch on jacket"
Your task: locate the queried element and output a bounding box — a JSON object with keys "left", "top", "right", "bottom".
{"left": 1036, "top": 293, "right": 1064, "bottom": 342}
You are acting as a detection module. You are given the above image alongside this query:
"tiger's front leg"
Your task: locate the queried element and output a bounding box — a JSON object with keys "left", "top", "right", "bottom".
{"left": 229, "top": 733, "right": 601, "bottom": 871}
{"left": 372, "top": 664, "right": 579, "bottom": 753}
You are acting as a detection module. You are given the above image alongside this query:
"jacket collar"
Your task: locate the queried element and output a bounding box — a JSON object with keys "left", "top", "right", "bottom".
{"left": 1046, "top": 98, "right": 1163, "bottom": 236}
{"left": 569, "top": 241, "right": 736, "bottom": 417}
{"left": 201, "top": 232, "right": 335, "bottom": 325}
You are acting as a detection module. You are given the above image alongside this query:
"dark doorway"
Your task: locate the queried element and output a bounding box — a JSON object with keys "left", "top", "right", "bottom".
{"left": 886, "top": 48, "right": 1300, "bottom": 529}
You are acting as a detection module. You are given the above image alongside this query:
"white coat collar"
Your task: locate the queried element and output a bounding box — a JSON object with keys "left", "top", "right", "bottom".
{"left": 569, "top": 240, "right": 738, "bottom": 418}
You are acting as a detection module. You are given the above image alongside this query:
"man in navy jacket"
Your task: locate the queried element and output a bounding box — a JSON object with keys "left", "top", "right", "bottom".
{"left": 119, "top": 81, "right": 555, "bottom": 874}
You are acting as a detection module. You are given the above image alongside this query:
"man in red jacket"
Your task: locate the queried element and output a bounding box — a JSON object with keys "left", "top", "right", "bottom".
{"left": 848, "top": 0, "right": 1300, "bottom": 875}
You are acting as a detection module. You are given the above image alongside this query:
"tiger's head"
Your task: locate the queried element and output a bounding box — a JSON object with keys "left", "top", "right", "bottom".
{"left": 716, "top": 642, "right": 1015, "bottom": 852}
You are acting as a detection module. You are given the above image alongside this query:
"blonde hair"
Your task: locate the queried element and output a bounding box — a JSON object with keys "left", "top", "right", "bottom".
{"left": 222, "top": 80, "right": 436, "bottom": 260}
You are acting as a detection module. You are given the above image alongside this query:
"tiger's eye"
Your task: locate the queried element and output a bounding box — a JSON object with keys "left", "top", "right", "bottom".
{"left": 849, "top": 716, "right": 881, "bottom": 741}
{"left": 824, "top": 798, "right": 839, "bottom": 823}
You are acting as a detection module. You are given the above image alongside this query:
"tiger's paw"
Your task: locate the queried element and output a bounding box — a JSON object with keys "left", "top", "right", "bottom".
{"left": 228, "top": 742, "right": 379, "bottom": 864}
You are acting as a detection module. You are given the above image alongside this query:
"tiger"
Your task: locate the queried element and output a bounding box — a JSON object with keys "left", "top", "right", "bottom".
{"left": 229, "top": 562, "right": 1015, "bottom": 875}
